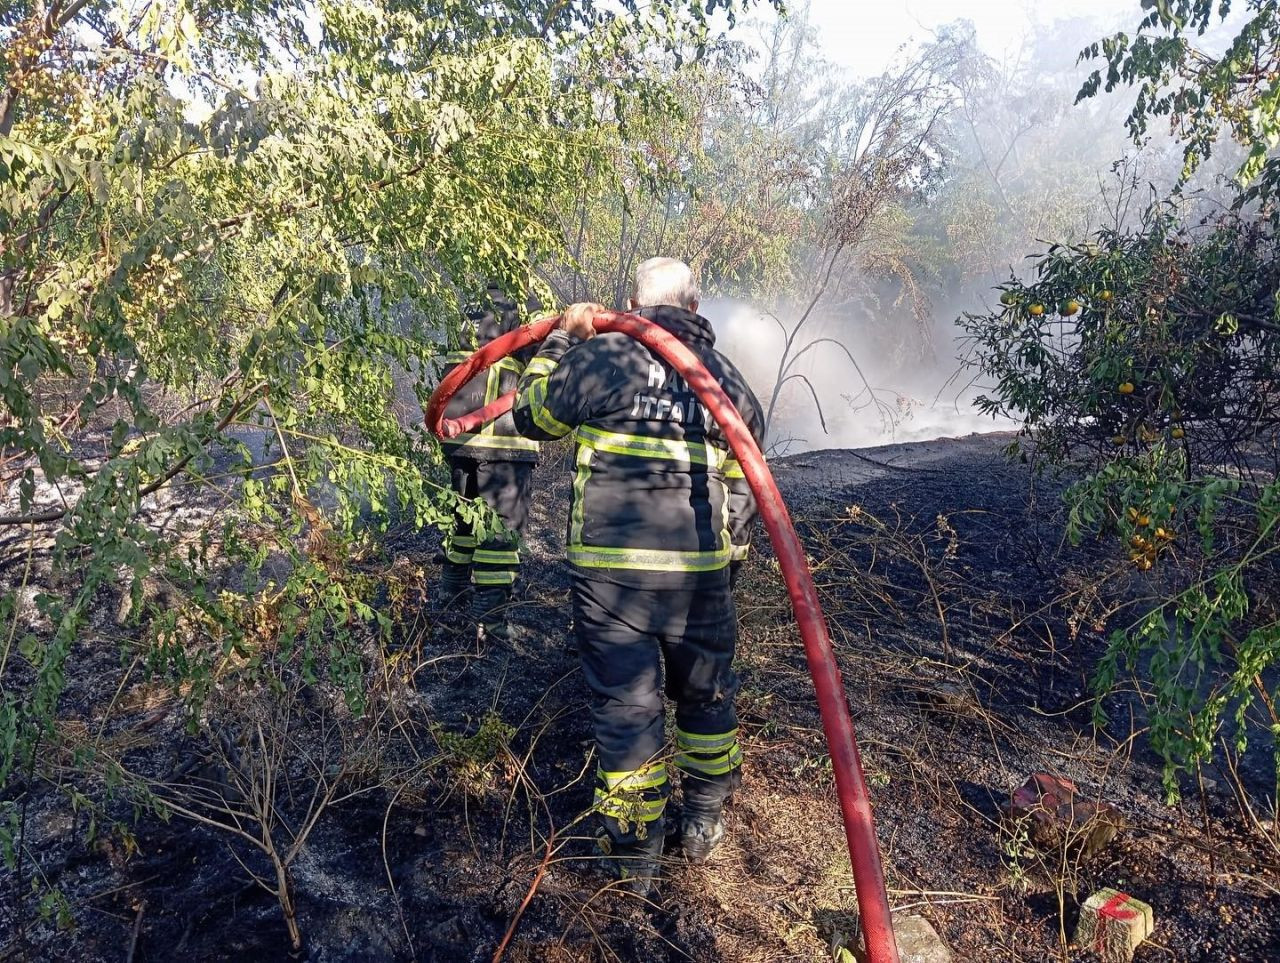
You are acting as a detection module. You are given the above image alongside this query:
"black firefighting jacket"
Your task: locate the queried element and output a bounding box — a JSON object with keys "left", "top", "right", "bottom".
{"left": 511, "top": 305, "right": 764, "bottom": 588}
{"left": 438, "top": 287, "right": 541, "bottom": 463}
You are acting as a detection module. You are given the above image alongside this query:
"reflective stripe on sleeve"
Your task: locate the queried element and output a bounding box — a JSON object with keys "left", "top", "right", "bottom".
{"left": 524, "top": 356, "right": 558, "bottom": 378}
{"left": 518, "top": 378, "right": 572, "bottom": 438}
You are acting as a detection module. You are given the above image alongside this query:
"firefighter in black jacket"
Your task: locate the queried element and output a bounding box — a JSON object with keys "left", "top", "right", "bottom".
{"left": 437, "top": 285, "right": 542, "bottom": 642}
{"left": 512, "top": 258, "right": 764, "bottom": 894}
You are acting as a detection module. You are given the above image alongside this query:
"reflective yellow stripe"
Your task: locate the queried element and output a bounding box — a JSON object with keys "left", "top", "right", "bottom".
{"left": 576, "top": 425, "right": 727, "bottom": 468}
{"left": 450, "top": 535, "right": 477, "bottom": 548}
{"left": 570, "top": 443, "right": 591, "bottom": 548}
{"left": 518, "top": 378, "right": 572, "bottom": 438}
{"left": 473, "top": 549, "right": 520, "bottom": 565}
{"left": 476, "top": 365, "right": 503, "bottom": 436}
{"left": 598, "top": 765, "right": 669, "bottom": 792}
{"left": 724, "top": 459, "right": 746, "bottom": 479}
{"left": 447, "top": 433, "right": 541, "bottom": 452}
{"left": 525, "top": 357, "right": 557, "bottom": 378}
{"left": 568, "top": 429, "right": 730, "bottom": 573}
{"left": 446, "top": 550, "right": 473, "bottom": 564}
{"left": 568, "top": 543, "right": 731, "bottom": 573}
{"left": 444, "top": 351, "right": 472, "bottom": 364}
{"left": 677, "top": 728, "right": 739, "bottom": 751}
{"left": 676, "top": 729, "right": 742, "bottom": 775}
{"left": 593, "top": 793, "right": 667, "bottom": 821}
{"left": 473, "top": 570, "right": 516, "bottom": 585}
{"left": 676, "top": 745, "right": 744, "bottom": 776}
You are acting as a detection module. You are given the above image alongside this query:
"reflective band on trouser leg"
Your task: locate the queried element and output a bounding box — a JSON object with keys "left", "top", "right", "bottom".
{"left": 675, "top": 728, "right": 743, "bottom": 777}
{"left": 593, "top": 765, "right": 670, "bottom": 824}
{"left": 472, "top": 548, "right": 520, "bottom": 566}
{"left": 473, "top": 569, "right": 516, "bottom": 586}
{"left": 472, "top": 545, "right": 519, "bottom": 587}
{"left": 446, "top": 533, "right": 476, "bottom": 565}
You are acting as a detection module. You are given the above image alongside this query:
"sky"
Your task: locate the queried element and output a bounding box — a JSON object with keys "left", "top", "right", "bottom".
{"left": 749, "top": 0, "right": 1138, "bottom": 78}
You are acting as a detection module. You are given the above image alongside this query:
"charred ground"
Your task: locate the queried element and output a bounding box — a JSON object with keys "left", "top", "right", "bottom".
{"left": 1, "top": 435, "right": 1277, "bottom": 962}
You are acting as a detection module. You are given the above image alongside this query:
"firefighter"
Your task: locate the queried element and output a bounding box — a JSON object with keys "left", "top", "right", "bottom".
{"left": 437, "top": 284, "right": 542, "bottom": 643}
{"left": 512, "top": 258, "right": 764, "bottom": 894}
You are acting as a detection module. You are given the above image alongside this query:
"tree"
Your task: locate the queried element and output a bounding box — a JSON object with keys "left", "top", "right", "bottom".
{"left": 964, "top": 0, "right": 1280, "bottom": 805}
{"left": 0, "top": 0, "right": 776, "bottom": 938}
{"left": 1078, "top": 0, "right": 1280, "bottom": 202}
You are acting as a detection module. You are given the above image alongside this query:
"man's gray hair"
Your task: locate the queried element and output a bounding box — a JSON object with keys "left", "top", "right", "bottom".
{"left": 633, "top": 257, "right": 700, "bottom": 309}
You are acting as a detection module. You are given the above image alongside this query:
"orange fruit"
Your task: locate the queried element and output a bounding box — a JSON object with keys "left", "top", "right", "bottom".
{"left": 1171, "top": 427, "right": 1185, "bottom": 439}
{"left": 1060, "top": 300, "right": 1080, "bottom": 316}
{"left": 1028, "top": 303, "right": 1045, "bottom": 316}
{"left": 1118, "top": 382, "right": 1135, "bottom": 395}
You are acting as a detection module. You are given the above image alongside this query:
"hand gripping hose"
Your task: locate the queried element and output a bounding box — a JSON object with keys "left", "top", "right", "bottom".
{"left": 425, "top": 311, "right": 900, "bottom": 963}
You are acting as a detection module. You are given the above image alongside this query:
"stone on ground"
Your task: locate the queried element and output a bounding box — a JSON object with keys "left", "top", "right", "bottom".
{"left": 1074, "top": 888, "right": 1154, "bottom": 963}
{"left": 832, "top": 914, "right": 952, "bottom": 963}
{"left": 893, "top": 916, "right": 953, "bottom": 963}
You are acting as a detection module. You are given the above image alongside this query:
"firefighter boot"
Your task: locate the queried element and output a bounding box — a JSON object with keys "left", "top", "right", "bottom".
{"left": 472, "top": 585, "right": 519, "bottom": 644}
{"left": 436, "top": 563, "right": 472, "bottom": 611}
{"left": 598, "top": 819, "right": 664, "bottom": 897}
{"left": 679, "top": 771, "right": 739, "bottom": 864}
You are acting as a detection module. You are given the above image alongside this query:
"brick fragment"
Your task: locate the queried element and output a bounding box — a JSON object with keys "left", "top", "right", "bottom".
{"left": 1074, "top": 888, "right": 1154, "bottom": 963}
{"left": 1004, "top": 773, "right": 1123, "bottom": 857}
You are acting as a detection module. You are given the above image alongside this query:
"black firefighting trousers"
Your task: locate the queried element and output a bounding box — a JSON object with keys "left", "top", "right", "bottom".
{"left": 572, "top": 576, "right": 743, "bottom": 844}
{"left": 443, "top": 457, "right": 535, "bottom": 590}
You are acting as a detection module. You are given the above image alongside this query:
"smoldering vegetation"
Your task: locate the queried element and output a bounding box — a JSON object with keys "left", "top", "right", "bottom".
{"left": 647, "top": 6, "right": 1249, "bottom": 454}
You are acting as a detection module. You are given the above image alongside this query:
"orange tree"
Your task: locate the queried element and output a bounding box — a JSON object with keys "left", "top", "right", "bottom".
{"left": 962, "top": 0, "right": 1280, "bottom": 803}
{"left": 963, "top": 206, "right": 1280, "bottom": 799}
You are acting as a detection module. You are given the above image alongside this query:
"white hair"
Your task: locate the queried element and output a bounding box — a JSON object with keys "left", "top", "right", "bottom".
{"left": 633, "top": 257, "right": 700, "bottom": 309}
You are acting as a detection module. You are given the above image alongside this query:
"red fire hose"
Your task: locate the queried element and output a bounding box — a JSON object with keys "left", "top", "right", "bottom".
{"left": 426, "top": 311, "right": 899, "bottom": 963}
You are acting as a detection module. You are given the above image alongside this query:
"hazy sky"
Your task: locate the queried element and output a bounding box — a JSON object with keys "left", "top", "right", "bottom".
{"left": 755, "top": 0, "right": 1138, "bottom": 77}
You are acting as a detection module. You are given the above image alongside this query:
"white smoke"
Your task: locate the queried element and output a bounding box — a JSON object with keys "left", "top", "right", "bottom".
{"left": 701, "top": 297, "right": 1015, "bottom": 454}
